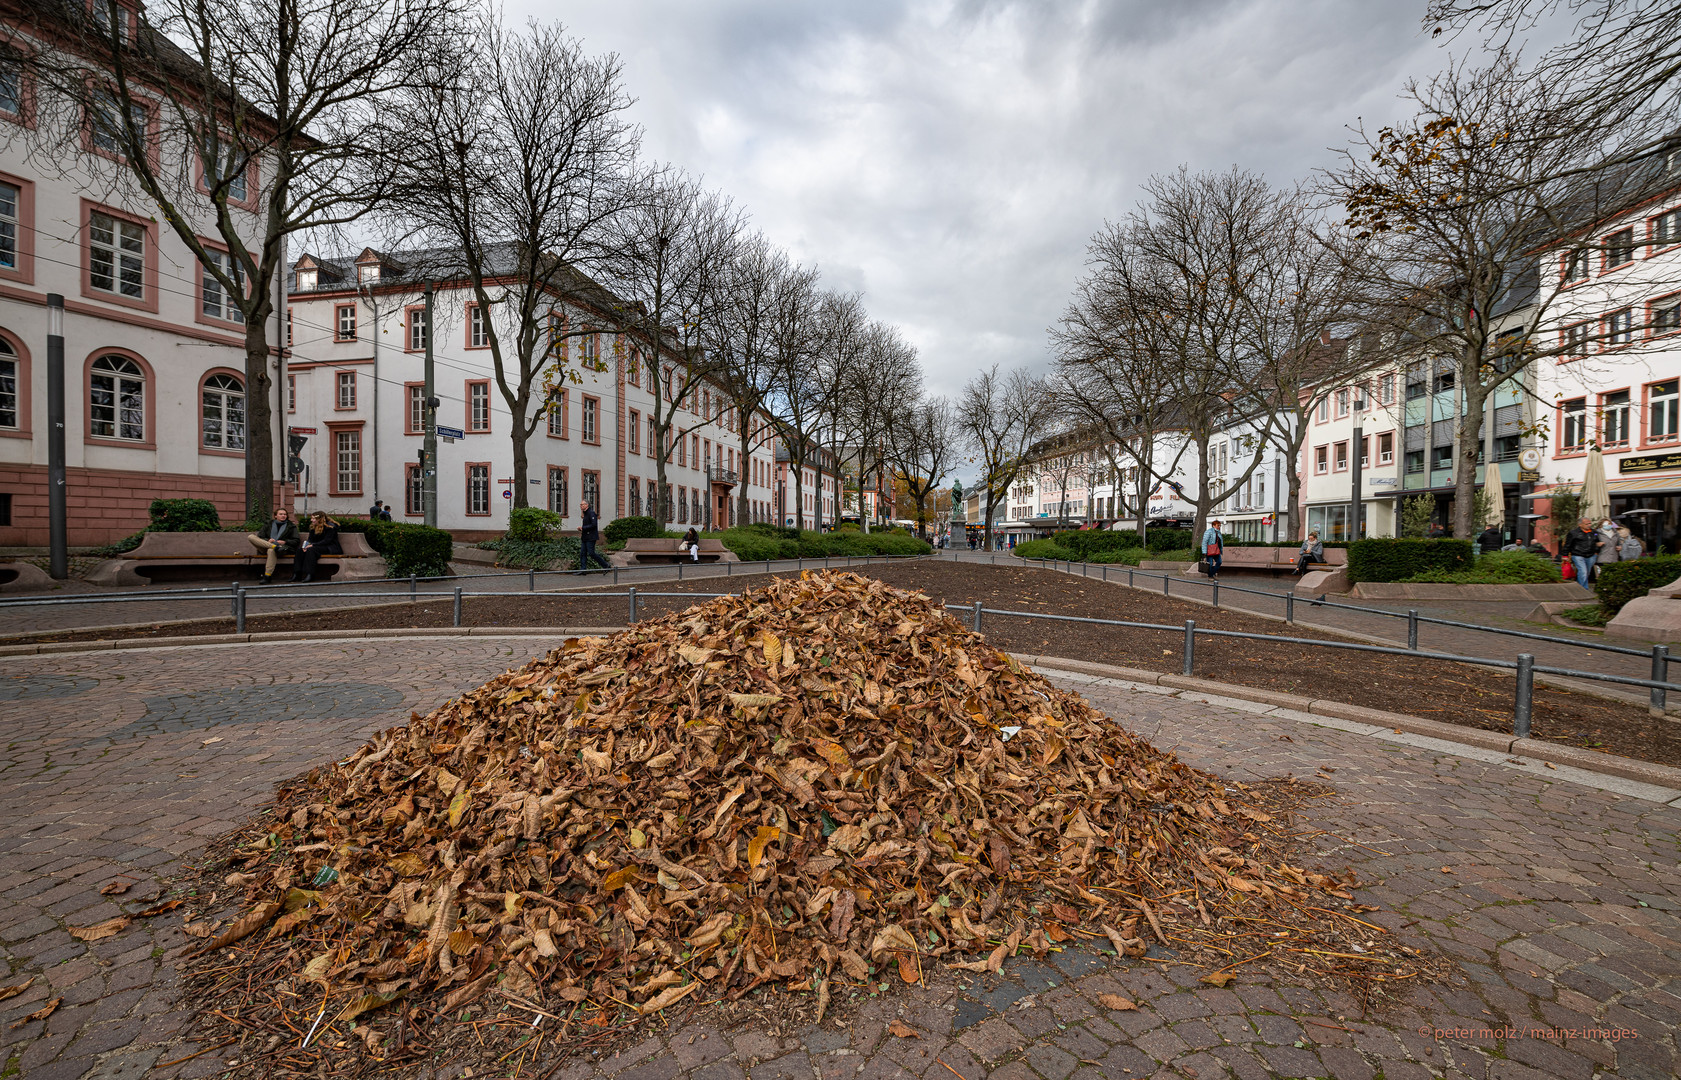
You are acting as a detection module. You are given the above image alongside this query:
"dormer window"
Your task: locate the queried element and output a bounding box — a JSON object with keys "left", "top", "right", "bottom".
{"left": 296, "top": 268, "right": 316, "bottom": 291}
{"left": 358, "top": 264, "right": 380, "bottom": 283}
{"left": 91, "top": 1, "right": 132, "bottom": 43}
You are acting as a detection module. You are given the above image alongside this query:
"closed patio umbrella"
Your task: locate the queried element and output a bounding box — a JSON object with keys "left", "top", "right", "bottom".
{"left": 1482, "top": 462, "right": 1505, "bottom": 529}
{"left": 1581, "top": 445, "right": 1611, "bottom": 522}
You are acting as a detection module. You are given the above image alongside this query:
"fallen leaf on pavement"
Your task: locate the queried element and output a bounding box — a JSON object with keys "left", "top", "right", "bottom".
{"left": 887, "top": 1020, "right": 920, "bottom": 1038}
{"left": 0, "top": 978, "right": 35, "bottom": 1004}
{"left": 68, "top": 916, "right": 130, "bottom": 942}
{"left": 1096, "top": 993, "right": 1138, "bottom": 1011}
{"left": 10, "top": 998, "right": 59, "bottom": 1029}
{"left": 1201, "top": 971, "right": 1237, "bottom": 987}
{"left": 99, "top": 880, "right": 132, "bottom": 896}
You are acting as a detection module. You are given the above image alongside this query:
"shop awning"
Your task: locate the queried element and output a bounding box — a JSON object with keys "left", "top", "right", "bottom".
{"left": 1521, "top": 476, "right": 1681, "bottom": 497}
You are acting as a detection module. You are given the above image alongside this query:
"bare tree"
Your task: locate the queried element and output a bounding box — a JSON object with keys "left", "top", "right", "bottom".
{"left": 885, "top": 397, "right": 958, "bottom": 539}
{"left": 836, "top": 323, "right": 921, "bottom": 530}
{"left": 957, "top": 365, "right": 1047, "bottom": 550}
{"left": 1327, "top": 54, "right": 1660, "bottom": 536}
{"left": 20, "top": 0, "right": 471, "bottom": 520}
{"left": 598, "top": 172, "right": 746, "bottom": 526}
{"left": 389, "top": 15, "right": 639, "bottom": 509}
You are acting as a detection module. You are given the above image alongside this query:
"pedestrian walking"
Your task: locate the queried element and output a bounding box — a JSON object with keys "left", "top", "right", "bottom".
{"left": 245, "top": 508, "right": 299, "bottom": 584}
{"left": 577, "top": 501, "right": 611, "bottom": 572}
{"left": 1616, "top": 526, "right": 1644, "bottom": 561}
{"left": 1561, "top": 517, "right": 1604, "bottom": 592}
{"left": 1201, "top": 519, "right": 1224, "bottom": 579}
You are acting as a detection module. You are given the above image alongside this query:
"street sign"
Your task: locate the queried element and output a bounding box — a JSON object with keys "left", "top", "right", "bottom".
{"left": 502, "top": 490, "right": 512, "bottom": 499}
{"left": 436, "top": 425, "right": 465, "bottom": 440}
{"left": 288, "top": 426, "right": 317, "bottom": 434}
{"left": 1518, "top": 447, "right": 1542, "bottom": 471}
{"left": 1519, "top": 469, "right": 1541, "bottom": 482}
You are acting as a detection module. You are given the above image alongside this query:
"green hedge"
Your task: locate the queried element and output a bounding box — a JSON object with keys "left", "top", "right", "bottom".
{"left": 337, "top": 518, "right": 454, "bottom": 578}
{"left": 605, "top": 516, "right": 663, "bottom": 544}
{"left": 1013, "top": 539, "right": 1068, "bottom": 560}
{"left": 1401, "top": 551, "right": 1562, "bottom": 584}
{"left": 716, "top": 527, "right": 932, "bottom": 561}
{"left": 1346, "top": 538, "right": 1473, "bottom": 583}
{"left": 1050, "top": 530, "right": 1140, "bottom": 558}
{"left": 506, "top": 507, "right": 563, "bottom": 543}
{"left": 1146, "top": 529, "right": 1196, "bottom": 552}
{"left": 1594, "top": 556, "right": 1681, "bottom": 614}
{"left": 149, "top": 498, "right": 221, "bottom": 532}
{"left": 1089, "top": 548, "right": 1145, "bottom": 565}
{"left": 492, "top": 537, "right": 581, "bottom": 570}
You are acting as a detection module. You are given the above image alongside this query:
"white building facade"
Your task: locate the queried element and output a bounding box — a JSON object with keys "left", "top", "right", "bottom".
{"left": 285, "top": 250, "right": 777, "bottom": 537}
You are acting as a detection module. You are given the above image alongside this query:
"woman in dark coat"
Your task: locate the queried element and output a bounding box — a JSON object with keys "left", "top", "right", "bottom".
{"left": 292, "top": 512, "right": 343, "bottom": 582}
{"left": 680, "top": 526, "right": 701, "bottom": 562}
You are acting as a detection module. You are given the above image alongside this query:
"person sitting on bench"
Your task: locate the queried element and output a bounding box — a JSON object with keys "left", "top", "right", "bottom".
{"left": 1293, "top": 531, "right": 1323, "bottom": 576}
{"left": 246, "top": 508, "right": 298, "bottom": 584}
{"left": 680, "top": 526, "right": 701, "bottom": 562}
{"left": 292, "top": 512, "right": 342, "bottom": 582}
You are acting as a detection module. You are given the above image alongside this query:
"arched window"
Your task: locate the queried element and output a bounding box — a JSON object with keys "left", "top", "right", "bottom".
{"left": 0, "top": 336, "right": 17, "bottom": 429}
{"left": 90, "top": 354, "right": 143, "bottom": 440}
{"left": 202, "top": 372, "right": 244, "bottom": 450}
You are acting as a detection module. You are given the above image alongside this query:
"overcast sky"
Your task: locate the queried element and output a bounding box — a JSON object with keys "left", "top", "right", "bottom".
{"left": 515, "top": 1, "right": 1493, "bottom": 401}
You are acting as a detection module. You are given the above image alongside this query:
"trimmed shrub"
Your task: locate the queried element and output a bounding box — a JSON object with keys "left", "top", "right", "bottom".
{"left": 148, "top": 498, "right": 220, "bottom": 532}
{"left": 494, "top": 537, "right": 581, "bottom": 570}
{"left": 604, "top": 516, "right": 662, "bottom": 544}
{"left": 1013, "top": 539, "right": 1068, "bottom": 560}
{"left": 1594, "top": 555, "right": 1681, "bottom": 614}
{"left": 1089, "top": 548, "right": 1145, "bottom": 565}
{"left": 1346, "top": 538, "right": 1474, "bottom": 583}
{"left": 1401, "top": 551, "right": 1563, "bottom": 584}
{"left": 720, "top": 528, "right": 797, "bottom": 561}
{"left": 1052, "top": 530, "right": 1140, "bottom": 559}
{"left": 506, "top": 507, "right": 563, "bottom": 543}
{"left": 338, "top": 519, "right": 455, "bottom": 578}
{"left": 1145, "top": 529, "right": 1195, "bottom": 552}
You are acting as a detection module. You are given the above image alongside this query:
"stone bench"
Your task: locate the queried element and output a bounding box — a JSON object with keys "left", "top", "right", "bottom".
{"left": 621, "top": 537, "right": 733, "bottom": 564}
{"left": 1185, "top": 547, "right": 1345, "bottom": 576}
{"left": 87, "top": 530, "right": 385, "bottom": 586}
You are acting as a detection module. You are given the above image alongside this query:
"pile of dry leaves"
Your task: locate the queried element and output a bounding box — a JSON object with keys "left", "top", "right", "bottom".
{"left": 179, "top": 571, "right": 1425, "bottom": 1073}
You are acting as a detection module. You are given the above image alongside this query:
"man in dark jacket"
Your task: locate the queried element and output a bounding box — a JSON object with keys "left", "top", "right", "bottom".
{"left": 1561, "top": 517, "right": 1604, "bottom": 592}
{"left": 578, "top": 501, "right": 611, "bottom": 571}
{"left": 245, "top": 508, "right": 299, "bottom": 584}
{"left": 1476, "top": 524, "right": 1503, "bottom": 554}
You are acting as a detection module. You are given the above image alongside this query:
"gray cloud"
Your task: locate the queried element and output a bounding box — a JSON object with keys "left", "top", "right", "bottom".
{"left": 523, "top": 1, "right": 1489, "bottom": 399}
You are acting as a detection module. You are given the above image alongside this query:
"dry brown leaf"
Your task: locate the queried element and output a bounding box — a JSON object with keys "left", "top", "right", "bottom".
{"left": 887, "top": 1020, "right": 920, "bottom": 1038}
{"left": 68, "top": 917, "right": 130, "bottom": 942}
{"left": 0, "top": 978, "right": 35, "bottom": 1004}
{"left": 203, "top": 901, "right": 280, "bottom": 951}
{"left": 639, "top": 982, "right": 700, "bottom": 1014}
{"left": 1096, "top": 993, "right": 1138, "bottom": 1011}
{"left": 10, "top": 997, "right": 59, "bottom": 1029}
{"left": 98, "top": 880, "right": 132, "bottom": 896}
{"left": 1201, "top": 971, "right": 1237, "bottom": 987}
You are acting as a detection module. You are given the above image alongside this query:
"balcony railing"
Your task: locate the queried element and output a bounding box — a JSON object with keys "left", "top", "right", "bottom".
{"left": 706, "top": 466, "right": 738, "bottom": 485}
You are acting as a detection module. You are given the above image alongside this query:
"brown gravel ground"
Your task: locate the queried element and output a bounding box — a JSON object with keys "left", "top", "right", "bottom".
{"left": 16, "top": 562, "right": 1681, "bottom": 766}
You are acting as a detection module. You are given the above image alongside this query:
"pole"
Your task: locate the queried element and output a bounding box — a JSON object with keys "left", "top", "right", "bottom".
{"left": 1285, "top": 591, "right": 1294, "bottom": 623}
{"left": 1407, "top": 609, "right": 1419, "bottom": 649}
{"left": 422, "top": 282, "right": 437, "bottom": 529}
{"left": 1513, "top": 653, "right": 1534, "bottom": 739}
{"left": 1182, "top": 620, "right": 1195, "bottom": 676}
{"left": 45, "top": 294, "right": 66, "bottom": 579}
{"left": 628, "top": 586, "right": 637, "bottom": 622}
{"left": 1651, "top": 645, "right": 1669, "bottom": 715}
{"left": 1350, "top": 416, "right": 1363, "bottom": 543}
{"left": 971, "top": 601, "right": 982, "bottom": 633}
{"left": 453, "top": 586, "right": 462, "bottom": 627}
{"left": 234, "top": 587, "right": 246, "bottom": 634}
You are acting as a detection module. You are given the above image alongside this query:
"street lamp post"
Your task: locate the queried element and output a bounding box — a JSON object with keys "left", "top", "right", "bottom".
{"left": 1350, "top": 394, "right": 1364, "bottom": 542}
{"left": 46, "top": 294, "right": 66, "bottom": 579}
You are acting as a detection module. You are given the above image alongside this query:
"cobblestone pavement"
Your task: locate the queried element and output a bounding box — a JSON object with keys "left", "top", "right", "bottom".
{"left": 0, "top": 638, "right": 1678, "bottom": 1080}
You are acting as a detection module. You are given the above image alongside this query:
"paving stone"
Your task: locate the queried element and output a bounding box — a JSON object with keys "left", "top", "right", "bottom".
{"left": 1019, "top": 1043, "right": 1076, "bottom": 1080}
{"left": 1257, "top": 1042, "right": 1327, "bottom": 1077}
{"left": 959, "top": 1018, "right": 1026, "bottom": 1062}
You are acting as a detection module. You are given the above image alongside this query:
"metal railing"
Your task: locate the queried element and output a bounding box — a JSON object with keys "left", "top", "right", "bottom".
{"left": 945, "top": 600, "right": 1681, "bottom": 740}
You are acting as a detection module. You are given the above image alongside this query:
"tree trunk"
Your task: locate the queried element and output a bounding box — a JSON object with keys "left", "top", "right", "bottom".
{"left": 510, "top": 395, "right": 530, "bottom": 510}
{"left": 244, "top": 319, "right": 274, "bottom": 523}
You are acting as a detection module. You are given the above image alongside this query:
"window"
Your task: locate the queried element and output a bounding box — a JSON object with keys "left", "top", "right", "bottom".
{"left": 628, "top": 409, "right": 640, "bottom": 453}
{"left": 196, "top": 249, "right": 246, "bottom": 323}
{"left": 1606, "top": 308, "right": 1633, "bottom": 347}
{"left": 286, "top": 373, "right": 295, "bottom": 413}
{"left": 579, "top": 331, "right": 597, "bottom": 366}
{"left": 89, "top": 354, "right": 143, "bottom": 440}
{"left": 468, "top": 381, "right": 489, "bottom": 431}
{"left": 285, "top": 308, "right": 292, "bottom": 346}
{"left": 334, "top": 304, "right": 356, "bottom": 341}
{"left": 582, "top": 395, "right": 598, "bottom": 442}
{"left": 1654, "top": 208, "right": 1681, "bottom": 249}
{"left": 1334, "top": 442, "right": 1348, "bottom": 471}
{"left": 1314, "top": 445, "right": 1328, "bottom": 474}
{"left": 408, "top": 384, "right": 423, "bottom": 433}
{"left": 0, "top": 50, "right": 23, "bottom": 121}
{"left": 629, "top": 477, "right": 641, "bottom": 516}
{"left": 677, "top": 430, "right": 685, "bottom": 467}
{"left": 548, "top": 388, "right": 567, "bottom": 438}
{"left": 1656, "top": 296, "right": 1681, "bottom": 337}
{"left": 1359, "top": 436, "right": 1370, "bottom": 468}
{"left": 703, "top": 390, "right": 711, "bottom": 418}
{"left": 1563, "top": 248, "right": 1588, "bottom": 283}
{"left": 1378, "top": 432, "right": 1394, "bottom": 465}
{"left": 334, "top": 429, "right": 362, "bottom": 494}
{"left": 407, "top": 307, "right": 428, "bottom": 351}
{"left": 0, "top": 337, "right": 16, "bottom": 429}
{"left": 1432, "top": 445, "right": 1454, "bottom": 470}
{"left": 1563, "top": 321, "right": 1589, "bottom": 358}
{"left": 89, "top": 92, "right": 145, "bottom": 158}
{"left": 295, "top": 268, "right": 316, "bottom": 291}
{"left": 467, "top": 464, "right": 490, "bottom": 515}
{"left": 677, "top": 485, "right": 688, "bottom": 523}
{"left": 336, "top": 371, "right": 356, "bottom": 409}
{"left": 1378, "top": 374, "right": 1395, "bottom": 405}
{"left": 0, "top": 182, "right": 18, "bottom": 269}
{"left": 467, "top": 304, "right": 488, "bottom": 348}
{"left": 1335, "top": 388, "right": 1350, "bottom": 417}
{"left": 649, "top": 416, "right": 657, "bottom": 457}
{"left": 691, "top": 434, "right": 700, "bottom": 468}
{"left": 1405, "top": 372, "right": 1426, "bottom": 400}
{"left": 628, "top": 351, "right": 640, "bottom": 386}
{"left": 1560, "top": 398, "right": 1587, "bottom": 451}
{"left": 1315, "top": 398, "right": 1328, "bottom": 423}
{"left": 89, "top": 211, "right": 144, "bottom": 299}
{"left": 1601, "top": 390, "right": 1631, "bottom": 447}
{"left": 582, "top": 470, "right": 600, "bottom": 512}
{"left": 203, "top": 143, "right": 248, "bottom": 203}
{"left": 1433, "top": 365, "right": 1455, "bottom": 393}
{"left": 358, "top": 263, "right": 380, "bottom": 284}
{"left": 1605, "top": 228, "right": 1634, "bottom": 270}
{"left": 548, "top": 466, "right": 568, "bottom": 516}
{"left": 201, "top": 373, "right": 244, "bottom": 450}
{"left": 91, "top": 0, "right": 132, "bottom": 42}
{"left": 1651, "top": 381, "right": 1680, "bottom": 444}
{"left": 1405, "top": 449, "right": 1424, "bottom": 474}
{"left": 405, "top": 464, "right": 422, "bottom": 516}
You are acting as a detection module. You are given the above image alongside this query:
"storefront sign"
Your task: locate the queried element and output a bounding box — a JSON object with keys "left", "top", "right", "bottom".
{"left": 1619, "top": 450, "right": 1681, "bottom": 475}
{"left": 1518, "top": 469, "right": 1541, "bottom": 482}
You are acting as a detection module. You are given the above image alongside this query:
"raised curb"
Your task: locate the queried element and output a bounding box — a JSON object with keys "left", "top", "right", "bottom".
{"left": 0, "top": 626, "right": 628, "bottom": 656}
{"left": 1012, "top": 651, "right": 1681, "bottom": 798}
